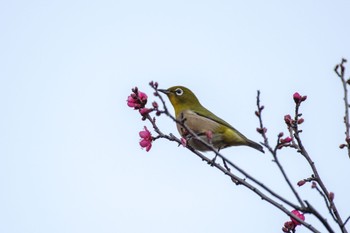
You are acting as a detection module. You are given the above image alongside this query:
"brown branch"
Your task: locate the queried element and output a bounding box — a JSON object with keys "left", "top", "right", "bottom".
{"left": 335, "top": 58, "right": 350, "bottom": 158}
{"left": 313, "top": 184, "right": 337, "bottom": 222}
{"left": 305, "top": 201, "right": 335, "bottom": 233}
{"left": 148, "top": 84, "right": 322, "bottom": 232}
{"left": 344, "top": 216, "right": 350, "bottom": 228}
{"left": 153, "top": 85, "right": 302, "bottom": 211}
{"left": 130, "top": 81, "right": 350, "bottom": 233}
{"left": 146, "top": 111, "right": 320, "bottom": 233}
{"left": 292, "top": 98, "right": 348, "bottom": 233}
{"left": 256, "top": 91, "right": 306, "bottom": 209}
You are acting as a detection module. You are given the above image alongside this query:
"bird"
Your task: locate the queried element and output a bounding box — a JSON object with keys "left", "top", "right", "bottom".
{"left": 158, "top": 86, "right": 264, "bottom": 153}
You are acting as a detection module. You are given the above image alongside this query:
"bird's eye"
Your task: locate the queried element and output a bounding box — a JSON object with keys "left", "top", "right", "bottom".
{"left": 175, "top": 88, "right": 184, "bottom": 96}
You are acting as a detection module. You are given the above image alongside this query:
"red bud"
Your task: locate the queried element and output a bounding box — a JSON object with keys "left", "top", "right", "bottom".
{"left": 293, "top": 92, "right": 302, "bottom": 103}
{"left": 297, "top": 180, "right": 306, "bottom": 187}
{"left": 311, "top": 182, "right": 317, "bottom": 189}
{"left": 297, "top": 118, "right": 304, "bottom": 124}
{"left": 329, "top": 192, "right": 335, "bottom": 201}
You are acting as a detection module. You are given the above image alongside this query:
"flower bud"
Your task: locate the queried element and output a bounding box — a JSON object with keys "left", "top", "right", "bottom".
{"left": 297, "top": 180, "right": 306, "bottom": 187}
{"left": 284, "top": 221, "right": 295, "bottom": 229}
{"left": 329, "top": 192, "right": 335, "bottom": 201}
{"left": 280, "top": 137, "right": 292, "bottom": 144}
{"left": 256, "top": 127, "right": 267, "bottom": 134}
{"left": 293, "top": 92, "right": 302, "bottom": 103}
{"left": 297, "top": 118, "right": 304, "bottom": 124}
{"left": 139, "top": 108, "right": 152, "bottom": 116}
{"left": 284, "top": 114, "right": 293, "bottom": 126}
{"left": 346, "top": 137, "right": 350, "bottom": 144}
{"left": 311, "top": 182, "right": 317, "bottom": 189}
{"left": 152, "top": 101, "right": 158, "bottom": 108}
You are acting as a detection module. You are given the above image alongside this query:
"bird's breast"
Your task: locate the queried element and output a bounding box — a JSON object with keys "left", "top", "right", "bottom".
{"left": 176, "top": 110, "right": 221, "bottom": 136}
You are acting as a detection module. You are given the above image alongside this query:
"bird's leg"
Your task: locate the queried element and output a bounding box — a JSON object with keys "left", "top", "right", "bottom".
{"left": 208, "top": 146, "right": 220, "bottom": 166}
{"left": 208, "top": 155, "right": 217, "bottom": 166}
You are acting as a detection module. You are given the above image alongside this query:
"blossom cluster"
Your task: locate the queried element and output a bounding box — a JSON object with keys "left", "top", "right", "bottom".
{"left": 127, "top": 86, "right": 157, "bottom": 152}
{"left": 282, "top": 210, "right": 305, "bottom": 232}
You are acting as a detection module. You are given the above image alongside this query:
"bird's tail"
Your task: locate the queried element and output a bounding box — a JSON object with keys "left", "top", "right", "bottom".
{"left": 247, "top": 139, "right": 265, "bottom": 153}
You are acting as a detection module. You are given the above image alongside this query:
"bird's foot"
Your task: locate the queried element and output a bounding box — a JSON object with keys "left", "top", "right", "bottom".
{"left": 208, "top": 154, "right": 218, "bottom": 166}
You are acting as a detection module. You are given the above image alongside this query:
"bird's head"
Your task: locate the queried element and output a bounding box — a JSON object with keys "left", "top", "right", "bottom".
{"left": 158, "top": 86, "right": 201, "bottom": 112}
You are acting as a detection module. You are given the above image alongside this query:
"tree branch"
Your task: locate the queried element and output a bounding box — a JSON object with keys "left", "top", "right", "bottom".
{"left": 291, "top": 97, "right": 348, "bottom": 233}
{"left": 335, "top": 58, "right": 350, "bottom": 158}
{"left": 256, "top": 91, "right": 306, "bottom": 209}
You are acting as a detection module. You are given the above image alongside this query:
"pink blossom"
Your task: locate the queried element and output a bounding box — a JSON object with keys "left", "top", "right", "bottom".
{"left": 127, "top": 95, "right": 140, "bottom": 108}
{"left": 126, "top": 89, "right": 148, "bottom": 110}
{"left": 290, "top": 210, "right": 305, "bottom": 226}
{"left": 139, "top": 126, "right": 152, "bottom": 152}
{"left": 138, "top": 91, "right": 148, "bottom": 102}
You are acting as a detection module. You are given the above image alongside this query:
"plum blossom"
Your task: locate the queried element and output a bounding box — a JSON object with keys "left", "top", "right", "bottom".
{"left": 139, "top": 126, "right": 152, "bottom": 152}
{"left": 127, "top": 88, "right": 148, "bottom": 110}
{"left": 290, "top": 210, "right": 305, "bottom": 226}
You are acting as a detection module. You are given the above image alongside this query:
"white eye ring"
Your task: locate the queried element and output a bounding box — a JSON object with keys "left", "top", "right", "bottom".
{"left": 175, "top": 88, "right": 184, "bottom": 96}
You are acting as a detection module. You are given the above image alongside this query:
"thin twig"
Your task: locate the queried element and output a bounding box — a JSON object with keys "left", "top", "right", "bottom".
{"left": 292, "top": 99, "right": 347, "bottom": 233}
{"left": 335, "top": 58, "right": 350, "bottom": 158}
{"left": 305, "top": 201, "right": 335, "bottom": 233}
{"left": 313, "top": 185, "right": 337, "bottom": 222}
{"left": 149, "top": 84, "right": 323, "bottom": 232}
{"left": 147, "top": 111, "right": 320, "bottom": 233}
{"left": 153, "top": 85, "right": 300, "bottom": 211}
{"left": 256, "top": 91, "right": 306, "bottom": 209}
{"left": 343, "top": 216, "right": 350, "bottom": 228}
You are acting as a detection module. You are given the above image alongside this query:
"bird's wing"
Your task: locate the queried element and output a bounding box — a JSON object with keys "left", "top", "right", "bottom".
{"left": 179, "top": 109, "right": 221, "bottom": 134}
{"left": 195, "top": 107, "right": 250, "bottom": 138}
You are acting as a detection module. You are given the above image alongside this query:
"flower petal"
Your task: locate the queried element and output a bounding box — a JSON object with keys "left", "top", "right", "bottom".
{"left": 140, "top": 139, "right": 150, "bottom": 148}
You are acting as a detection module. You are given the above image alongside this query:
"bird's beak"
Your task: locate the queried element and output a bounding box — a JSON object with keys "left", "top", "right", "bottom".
{"left": 158, "top": 89, "right": 170, "bottom": 95}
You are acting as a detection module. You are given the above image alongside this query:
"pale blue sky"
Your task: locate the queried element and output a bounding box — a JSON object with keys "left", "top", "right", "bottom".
{"left": 1, "top": 1, "right": 350, "bottom": 233}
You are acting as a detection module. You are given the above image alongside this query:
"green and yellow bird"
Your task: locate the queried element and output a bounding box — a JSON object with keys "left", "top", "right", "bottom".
{"left": 158, "top": 86, "right": 264, "bottom": 153}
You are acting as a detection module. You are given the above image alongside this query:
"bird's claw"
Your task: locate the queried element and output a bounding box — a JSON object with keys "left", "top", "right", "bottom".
{"left": 208, "top": 155, "right": 218, "bottom": 166}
